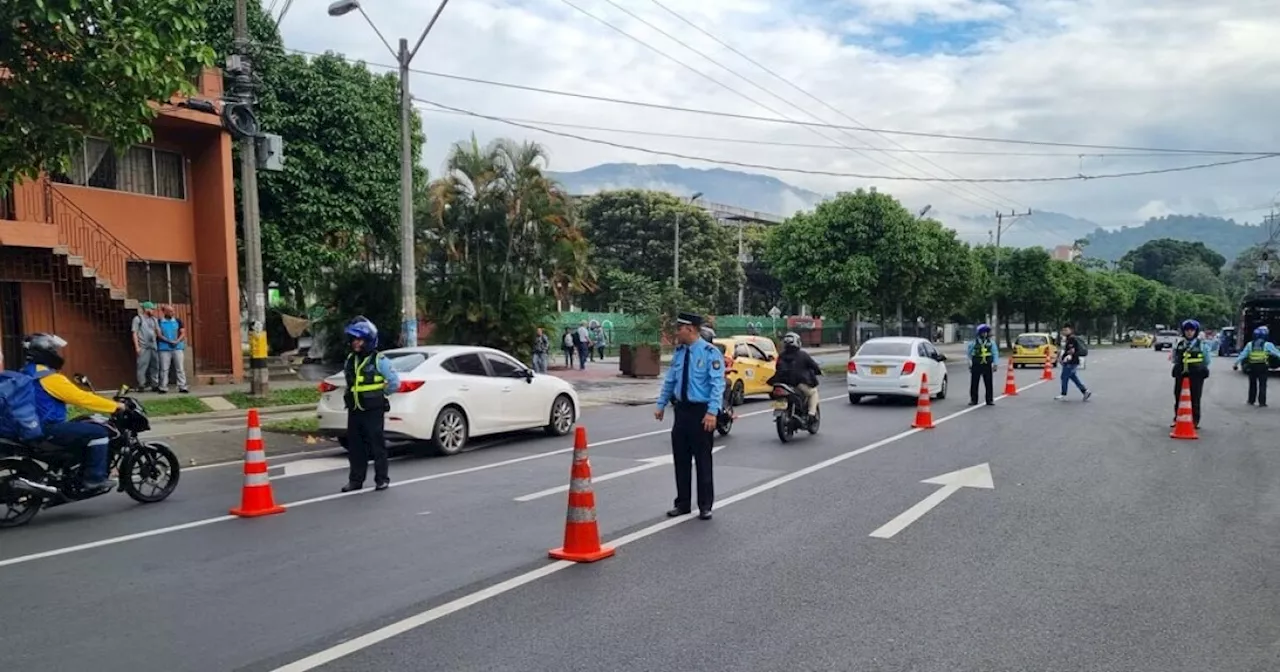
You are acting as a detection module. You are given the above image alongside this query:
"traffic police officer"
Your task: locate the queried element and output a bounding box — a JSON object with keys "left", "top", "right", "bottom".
{"left": 341, "top": 316, "right": 401, "bottom": 493}
{"left": 1233, "top": 326, "right": 1279, "bottom": 406}
{"left": 1171, "top": 319, "right": 1212, "bottom": 428}
{"left": 967, "top": 323, "right": 1000, "bottom": 406}
{"left": 654, "top": 312, "right": 725, "bottom": 520}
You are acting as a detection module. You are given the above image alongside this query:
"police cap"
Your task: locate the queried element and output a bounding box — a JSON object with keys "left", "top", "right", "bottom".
{"left": 673, "top": 312, "right": 703, "bottom": 328}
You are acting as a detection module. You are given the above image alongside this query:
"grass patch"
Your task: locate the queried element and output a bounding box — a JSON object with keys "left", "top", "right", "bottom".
{"left": 73, "top": 395, "right": 210, "bottom": 419}
{"left": 223, "top": 386, "right": 321, "bottom": 409}
{"left": 262, "top": 416, "right": 321, "bottom": 434}
{"left": 821, "top": 362, "right": 850, "bottom": 376}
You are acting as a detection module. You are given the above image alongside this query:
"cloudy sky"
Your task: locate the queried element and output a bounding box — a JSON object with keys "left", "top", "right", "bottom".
{"left": 277, "top": 0, "right": 1280, "bottom": 230}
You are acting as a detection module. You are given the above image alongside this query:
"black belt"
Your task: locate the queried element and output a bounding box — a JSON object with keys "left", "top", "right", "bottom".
{"left": 673, "top": 400, "right": 709, "bottom": 408}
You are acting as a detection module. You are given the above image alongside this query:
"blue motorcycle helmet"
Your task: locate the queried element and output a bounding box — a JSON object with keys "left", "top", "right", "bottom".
{"left": 1255, "top": 325, "right": 1270, "bottom": 339}
{"left": 976, "top": 323, "right": 991, "bottom": 337}
{"left": 344, "top": 316, "right": 378, "bottom": 350}
{"left": 1180, "top": 319, "right": 1200, "bottom": 337}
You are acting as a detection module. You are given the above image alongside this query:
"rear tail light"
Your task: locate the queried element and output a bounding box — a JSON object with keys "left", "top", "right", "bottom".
{"left": 901, "top": 361, "right": 916, "bottom": 375}
{"left": 397, "top": 380, "right": 425, "bottom": 393}
{"left": 847, "top": 360, "right": 857, "bottom": 373}
{"left": 772, "top": 386, "right": 787, "bottom": 397}
{"left": 318, "top": 381, "right": 338, "bottom": 393}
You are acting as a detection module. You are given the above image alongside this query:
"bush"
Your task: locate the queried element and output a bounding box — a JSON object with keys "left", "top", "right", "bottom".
{"left": 314, "top": 268, "right": 402, "bottom": 362}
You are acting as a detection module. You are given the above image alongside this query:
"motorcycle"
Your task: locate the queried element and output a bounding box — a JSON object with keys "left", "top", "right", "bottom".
{"left": 771, "top": 383, "right": 820, "bottom": 442}
{"left": 0, "top": 375, "right": 181, "bottom": 528}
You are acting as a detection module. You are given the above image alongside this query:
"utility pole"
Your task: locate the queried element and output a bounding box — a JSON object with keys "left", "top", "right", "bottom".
{"left": 990, "top": 209, "right": 1032, "bottom": 338}
{"left": 233, "top": 0, "right": 269, "bottom": 396}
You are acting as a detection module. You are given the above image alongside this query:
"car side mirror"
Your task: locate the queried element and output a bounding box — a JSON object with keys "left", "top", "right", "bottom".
{"left": 935, "top": 353, "right": 947, "bottom": 361}
{"left": 523, "top": 369, "right": 535, "bottom": 382}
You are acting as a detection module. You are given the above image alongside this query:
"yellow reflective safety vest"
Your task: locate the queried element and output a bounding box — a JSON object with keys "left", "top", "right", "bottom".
{"left": 1248, "top": 340, "right": 1268, "bottom": 364}
{"left": 1177, "top": 340, "right": 1206, "bottom": 376}
{"left": 344, "top": 352, "right": 388, "bottom": 412}
{"left": 972, "top": 340, "right": 993, "bottom": 365}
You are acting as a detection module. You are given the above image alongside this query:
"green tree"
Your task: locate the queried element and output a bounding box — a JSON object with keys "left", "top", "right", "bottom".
{"left": 1221, "top": 245, "right": 1271, "bottom": 305}
{"left": 578, "top": 190, "right": 739, "bottom": 311}
{"left": 421, "top": 137, "right": 587, "bottom": 358}
{"left": 1167, "top": 262, "right": 1225, "bottom": 297}
{"left": 1005, "top": 247, "right": 1060, "bottom": 336}
{"left": 1120, "top": 238, "right": 1226, "bottom": 284}
{"left": 912, "top": 221, "right": 979, "bottom": 328}
{"left": 1, "top": 0, "right": 215, "bottom": 188}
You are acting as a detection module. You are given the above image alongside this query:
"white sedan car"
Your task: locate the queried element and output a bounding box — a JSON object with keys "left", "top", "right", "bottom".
{"left": 846, "top": 336, "right": 949, "bottom": 403}
{"left": 316, "top": 345, "right": 580, "bottom": 456}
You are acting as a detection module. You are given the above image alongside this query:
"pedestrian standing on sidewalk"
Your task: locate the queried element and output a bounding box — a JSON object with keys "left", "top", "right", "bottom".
{"left": 967, "top": 323, "right": 999, "bottom": 406}
{"left": 340, "top": 316, "right": 401, "bottom": 493}
{"left": 562, "top": 328, "right": 575, "bottom": 368}
{"left": 576, "top": 321, "right": 591, "bottom": 369}
{"left": 532, "top": 327, "right": 550, "bottom": 373}
{"left": 1171, "top": 319, "right": 1212, "bottom": 429}
{"left": 1233, "top": 326, "right": 1278, "bottom": 406}
{"left": 1055, "top": 323, "right": 1092, "bottom": 402}
{"left": 156, "top": 304, "right": 190, "bottom": 394}
{"left": 131, "top": 302, "right": 160, "bottom": 391}
{"left": 654, "top": 312, "right": 724, "bottom": 521}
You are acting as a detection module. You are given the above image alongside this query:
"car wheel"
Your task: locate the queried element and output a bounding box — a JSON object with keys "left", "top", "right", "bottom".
{"left": 545, "top": 394, "right": 576, "bottom": 436}
{"left": 431, "top": 406, "right": 469, "bottom": 456}
{"left": 936, "top": 375, "right": 948, "bottom": 400}
{"left": 848, "top": 393, "right": 862, "bottom": 404}
{"left": 732, "top": 380, "right": 746, "bottom": 406}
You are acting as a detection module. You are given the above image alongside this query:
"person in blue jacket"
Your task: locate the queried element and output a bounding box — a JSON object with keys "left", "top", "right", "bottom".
{"left": 21, "top": 333, "right": 124, "bottom": 493}
{"left": 966, "top": 323, "right": 1000, "bottom": 406}
{"left": 1171, "top": 319, "right": 1213, "bottom": 428}
{"left": 654, "top": 312, "right": 725, "bottom": 520}
{"left": 1233, "top": 326, "right": 1280, "bottom": 407}
{"left": 340, "top": 317, "right": 401, "bottom": 493}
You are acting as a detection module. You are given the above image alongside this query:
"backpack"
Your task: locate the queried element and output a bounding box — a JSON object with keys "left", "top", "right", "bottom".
{"left": 1075, "top": 338, "right": 1089, "bottom": 357}
{"left": 0, "top": 369, "right": 51, "bottom": 442}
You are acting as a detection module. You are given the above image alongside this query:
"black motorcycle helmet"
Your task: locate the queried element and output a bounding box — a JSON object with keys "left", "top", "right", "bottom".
{"left": 24, "top": 333, "right": 67, "bottom": 370}
{"left": 700, "top": 325, "right": 716, "bottom": 343}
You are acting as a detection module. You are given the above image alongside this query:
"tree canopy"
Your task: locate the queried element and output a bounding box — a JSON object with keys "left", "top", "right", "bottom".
{"left": 1120, "top": 238, "right": 1226, "bottom": 284}
{"left": 0, "top": 0, "right": 215, "bottom": 188}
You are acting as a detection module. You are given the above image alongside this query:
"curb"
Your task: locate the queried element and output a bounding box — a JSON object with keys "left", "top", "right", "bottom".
{"left": 149, "top": 403, "right": 315, "bottom": 425}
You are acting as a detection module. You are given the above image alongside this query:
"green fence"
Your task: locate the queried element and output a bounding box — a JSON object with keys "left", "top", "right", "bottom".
{"left": 549, "top": 312, "right": 849, "bottom": 346}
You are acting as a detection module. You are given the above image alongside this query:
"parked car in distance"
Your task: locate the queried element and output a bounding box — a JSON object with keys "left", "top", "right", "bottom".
{"left": 1153, "top": 329, "right": 1179, "bottom": 351}
{"left": 847, "top": 337, "right": 948, "bottom": 404}
{"left": 316, "top": 345, "right": 579, "bottom": 456}
{"left": 1011, "top": 332, "right": 1058, "bottom": 368}
{"left": 1130, "top": 332, "right": 1153, "bottom": 348}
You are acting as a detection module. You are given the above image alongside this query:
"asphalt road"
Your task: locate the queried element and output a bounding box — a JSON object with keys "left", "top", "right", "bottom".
{"left": 5, "top": 350, "right": 1278, "bottom": 672}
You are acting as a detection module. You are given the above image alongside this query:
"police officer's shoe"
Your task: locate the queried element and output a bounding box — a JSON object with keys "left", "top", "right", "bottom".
{"left": 341, "top": 482, "right": 363, "bottom": 493}
{"left": 375, "top": 481, "right": 389, "bottom": 491}
{"left": 667, "top": 507, "right": 691, "bottom": 517}
{"left": 698, "top": 510, "right": 713, "bottom": 520}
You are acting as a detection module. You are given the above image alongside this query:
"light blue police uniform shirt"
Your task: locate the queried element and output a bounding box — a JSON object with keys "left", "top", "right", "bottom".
{"left": 656, "top": 339, "right": 726, "bottom": 415}
{"left": 966, "top": 338, "right": 1000, "bottom": 366}
{"left": 1236, "top": 339, "right": 1280, "bottom": 366}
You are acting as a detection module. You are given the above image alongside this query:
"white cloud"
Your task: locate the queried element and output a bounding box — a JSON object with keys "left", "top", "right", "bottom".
{"left": 278, "top": 0, "right": 1280, "bottom": 237}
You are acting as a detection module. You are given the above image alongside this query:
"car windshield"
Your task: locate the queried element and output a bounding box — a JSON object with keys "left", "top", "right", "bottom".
{"left": 713, "top": 343, "right": 727, "bottom": 355}
{"left": 1016, "top": 335, "right": 1047, "bottom": 347}
{"left": 383, "top": 351, "right": 428, "bottom": 372}
{"left": 1159, "top": 330, "right": 1178, "bottom": 337}
{"left": 857, "top": 341, "right": 914, "bottom": 357}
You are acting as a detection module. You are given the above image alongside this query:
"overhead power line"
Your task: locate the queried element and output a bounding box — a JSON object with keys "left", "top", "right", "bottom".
{"left": 414, "top": 99, "right": 1280, "bottom": 183}
{"left": 285, "top": 47, "right": 1278, "bottom": 156}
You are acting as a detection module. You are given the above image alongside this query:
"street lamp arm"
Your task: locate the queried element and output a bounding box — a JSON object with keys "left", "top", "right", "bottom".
{"left": 408, "top": 0, "right": 452, "bottom": 62}
{"left": 355, "top": 6, "right": 401, "bottom": 61}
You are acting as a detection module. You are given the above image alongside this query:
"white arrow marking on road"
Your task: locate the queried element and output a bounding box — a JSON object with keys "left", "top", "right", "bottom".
{"left": 513, "top": 445, "right": 726, "bottom": 502}
{"left": 868, "top": 463, "right": 994, "bottom": 540}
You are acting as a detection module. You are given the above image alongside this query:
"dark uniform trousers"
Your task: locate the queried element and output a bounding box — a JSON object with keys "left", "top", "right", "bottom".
{"left": 671, "top": 401, "right": 714, "bottom": 513}
{"left": 347, "top": 408, "right": 389, "bottom": 485}
{"left": 1173, "top": 375, "right": 1205, "bottom": 426}
{"left": 1248, "top": 370, "right": 1269, "bottom": 406}
{"left": 969, "top": 363, "right": 994, "bottom": 404}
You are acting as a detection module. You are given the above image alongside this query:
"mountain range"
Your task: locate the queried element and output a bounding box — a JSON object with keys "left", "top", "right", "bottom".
{"left": 551, "top": 162, "right": 1275, "bottom": 263}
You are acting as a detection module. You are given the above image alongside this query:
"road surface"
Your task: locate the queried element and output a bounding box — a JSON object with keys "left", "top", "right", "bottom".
{"left": 2, "top": 350, "right": 1278, "bottom": 672}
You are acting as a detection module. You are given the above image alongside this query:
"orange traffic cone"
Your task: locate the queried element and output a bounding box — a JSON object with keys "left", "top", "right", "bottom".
{"left": 1170, "top": 377, "right": 1199, "bottom": 440}
{"left": 1040, "top": 349, "right": 1054, "bottom": 381}
{"left": 230, "top": 409, "right": 286, "bottom": 518}
{"left": 1003, "top": 363, "right": 1018, "bottom": 396}
{"left": 911, "top": 373, "right": 935, "bottom": 429}
{"left": 549, "top": 426, "right": 615, "bottom": 563}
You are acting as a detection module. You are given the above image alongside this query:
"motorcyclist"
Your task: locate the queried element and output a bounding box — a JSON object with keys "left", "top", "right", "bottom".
{"left": 1233, "top": 326, "right": 1280, "bottom": 406}
{"left": 20, "top": 333, "right": 124, "bottom": 493}
{"left": 769, "top": 331, "right": 822, "bottom": 421}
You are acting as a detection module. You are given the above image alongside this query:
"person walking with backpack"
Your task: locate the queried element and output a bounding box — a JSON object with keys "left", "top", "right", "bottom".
{"left": 1054, "top": 323, "right": 1092, "bottom": 402}
{"left": 1233, "top": 326, "right": 1279, "bottom": 406}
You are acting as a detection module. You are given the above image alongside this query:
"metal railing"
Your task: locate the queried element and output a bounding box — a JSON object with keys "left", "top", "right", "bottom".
{"left": 44, "top": 181, "right": 142, "bottom": 289}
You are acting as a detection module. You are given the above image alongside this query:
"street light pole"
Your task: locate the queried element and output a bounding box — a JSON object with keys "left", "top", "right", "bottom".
{"left": 329, "top": 0, "right": 451, "bottom": 348}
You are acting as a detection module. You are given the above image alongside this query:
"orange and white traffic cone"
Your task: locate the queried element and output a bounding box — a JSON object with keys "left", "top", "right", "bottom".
{"left": 230, "top": 409, "right": 286, "bottom": 518}
{"left": 911, "top": 373, "right": 935, "bottom": 429}
{"left": 1040, "top": 349, "right": 1054, "bottom": 381}
{"left": 1170, "top": 377, "right": 1199, "bottom": 440}
{"left": 549, "top": 426, "right": 615, "bottom": 563}
{"left": 1003, "top": 363, "right": 1018, "bottom": 396}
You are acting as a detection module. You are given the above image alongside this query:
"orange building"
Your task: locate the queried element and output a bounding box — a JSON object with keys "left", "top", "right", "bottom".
{"left": 0, "top": 68, "right": 242, "bottom": 387}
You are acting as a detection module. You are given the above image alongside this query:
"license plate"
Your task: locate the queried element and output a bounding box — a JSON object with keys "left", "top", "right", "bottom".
{"left": 772, "top": 400, "right": 787, "bottom": 410}
{"left": 870, "top": 365, "right": 887, "bottom": 375}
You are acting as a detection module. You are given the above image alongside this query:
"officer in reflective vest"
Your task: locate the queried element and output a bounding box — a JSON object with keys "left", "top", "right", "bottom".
{"left": 341, "top": 316, "right": 401, "bottom": 493}
{"left": 966, "top": 323, "right": 1000, "bottom": 406}
{"left": 1171, "top": 319, "right": 1212, "bottom": 428}
{"left": 1233, "top": 326, "right": 1279, "bottom": 407}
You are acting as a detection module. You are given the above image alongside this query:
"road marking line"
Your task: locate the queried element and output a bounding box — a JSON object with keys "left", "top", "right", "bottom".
{"left": 513, "top": 445, "right": 727, "bottom": 502}
{"left": 269, "top": 379, "right": 1050, "bottom": 671}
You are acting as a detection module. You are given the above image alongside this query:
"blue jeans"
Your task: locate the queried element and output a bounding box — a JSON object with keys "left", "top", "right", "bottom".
{"left": 532, "top": 352, "right": 548, "bottom": 373}
{"left": 44, "top": 421, "right": 111, "bottom": 485}
{"left": 576, "top": 344, "right": 589, "bottom": 369}
{"left": 1060, "top": 364, "right": 1087, "bottom": 396}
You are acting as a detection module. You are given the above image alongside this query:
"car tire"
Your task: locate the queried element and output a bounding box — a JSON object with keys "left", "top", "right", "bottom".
{"left": 431, "top": 406, "right": 469, "bottom": 456}
{"left": 936, "top": 375, "right": 948, "bottom": 400}
{"left": 544, "top": 394, "right": 576, "bottom": 436}
{"left": 848, "top": 393, "right": 862, "bottom": 404}
{"left": 731, "top": 380, "right": 746, "bottom": 406}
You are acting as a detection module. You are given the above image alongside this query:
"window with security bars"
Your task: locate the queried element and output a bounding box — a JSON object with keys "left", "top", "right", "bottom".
{"left": 54, "top": 137, "right": 186, "bottom": 199}
{"left": 126, "top": 262, "right": 193, "bottom": 304}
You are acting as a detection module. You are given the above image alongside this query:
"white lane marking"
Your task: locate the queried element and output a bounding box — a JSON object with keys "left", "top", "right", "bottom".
{"left": 416, "top": 511, "right": 432, "bottom": 516}
{"left": 183, "top": 447, "right": 345, "bottom": 472}
{"left": 0, "top": 399, "right": 833, "bottom": 570}
{"left": 868, "top": 463, "right": 995, "bottom": 539}
{"left": 269, "top": 379, "right": 1050, "bottom": 671}
{"left": 513, "top": 445, "right": 727, "bottom": 502}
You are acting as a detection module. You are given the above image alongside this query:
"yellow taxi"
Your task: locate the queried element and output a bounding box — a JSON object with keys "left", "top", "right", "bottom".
{"left": 1130, "top": 332, "right": 1153, "bottom": 348}
{"left": 1010, "top": 332, "right": 1058, "bottom": 369}
{"left": 712, "top": 335, "right": 779, "bottom": 405}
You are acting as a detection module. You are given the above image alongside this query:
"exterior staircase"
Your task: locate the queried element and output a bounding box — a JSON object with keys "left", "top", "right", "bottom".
{"left": 43, "top": 181, "right": 142, "bottom": 310}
